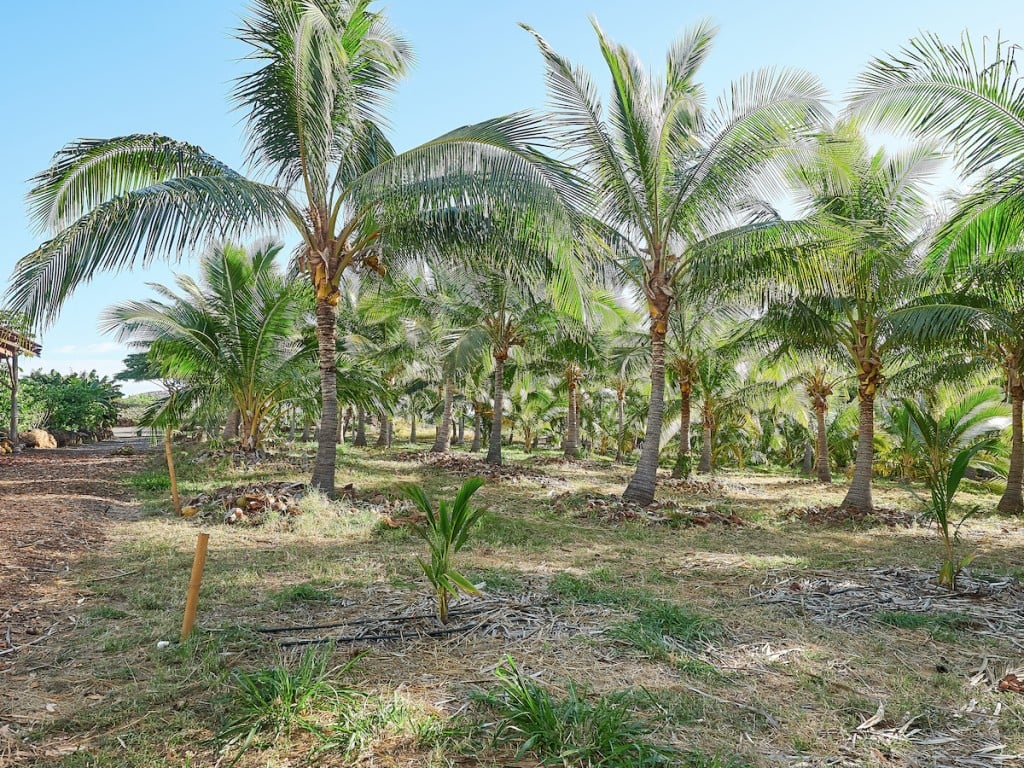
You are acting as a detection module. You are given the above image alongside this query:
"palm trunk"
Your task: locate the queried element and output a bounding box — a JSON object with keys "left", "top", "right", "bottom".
{"left": 375, "top": 412, "right": 388, "bottom": 447}
{"left": 301, "top": 415, "right": 312, "bottom": 442}
{"left": 486, "top": 356, "right": 506, "bottom": 465}
{"left": 698, "top": 408, "right": 713, "bottom": 474}
{"left": 354, "top": 406, "right": 367, "bottom": 446}
{"left": 410, "top": 410, "right": 417, "bottom": 444}
{"left": 672, "top": 389, "right": 692, "bottom": 479}
{"left": 456, "top": 412, "right": 465, "bottom": 446}
{"left": 165, "top": 424, "right": 181, "bottom": 515}
{"left": 431, "top": 378, "right": 453, "bottom": 453}
{"left": 222, "top": 408, "right": 240, "bottom": 441}
{"left": 841, "top": 392, "right": 875, "bottom": 513}
{"left": 801, "top": 444, "right": 814, "bottom": 475}
{"left": 564, "top": 380, "right": 580, "bottom": 458}
{"left": 998, "top": 382, "right": 1024, "bottom": 514}
{"left": 623, "top": 322, "right": 668, "bottom": 504}
{"left": 815, "top": 403, "right": 832, "bottom": 483}
{"left": 615, "top": 390, "right": 626, "bottom": 463}
{"left": 311, "top": 298, "right": 340, "bottom": 493}
{"left": 471, "top": 407, "right": 482, "bottom": 452}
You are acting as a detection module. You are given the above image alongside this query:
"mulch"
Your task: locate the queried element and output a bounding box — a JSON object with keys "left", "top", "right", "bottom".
{"left": 0, "top": 444, "right": 148, "bottom": 669}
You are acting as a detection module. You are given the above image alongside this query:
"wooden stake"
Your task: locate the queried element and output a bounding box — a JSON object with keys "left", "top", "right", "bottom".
{"left": 165, "top": 424, "right": 181, "bottom": 515}
{"left": 180, "top": 532, "right": 210, "bottom": 642}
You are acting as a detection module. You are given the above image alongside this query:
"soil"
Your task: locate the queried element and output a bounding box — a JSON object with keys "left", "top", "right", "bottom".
{"left": 0, "top": 436, "right": 150, "bottom": 671}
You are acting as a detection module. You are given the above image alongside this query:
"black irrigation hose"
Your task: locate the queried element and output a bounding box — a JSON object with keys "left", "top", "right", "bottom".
{"left": 278, "top": 623, "right": 475, "bottom": 648}
{"left": 256, "top": 605, "right": 492, "bottom": 634}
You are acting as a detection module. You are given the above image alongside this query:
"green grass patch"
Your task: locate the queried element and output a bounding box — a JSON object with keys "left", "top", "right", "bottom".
{"left": 876, "top": 610, "right": 972, "bottom": 640}
{"left": 269, "top": 582, "right": 334, "bottom": 607}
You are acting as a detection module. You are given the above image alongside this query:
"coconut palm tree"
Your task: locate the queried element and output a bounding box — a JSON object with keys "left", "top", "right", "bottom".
{"left": 101, "top": 241, "right": 319, "bottom": 451}
{"left": 749, "top": 123, "right": 943, "bottom": 512}
{"left": 10, "top": 1, "right": 579, "bottom": 493}
{"left": 523, "top": 19, "right": 827, "bottom": 504}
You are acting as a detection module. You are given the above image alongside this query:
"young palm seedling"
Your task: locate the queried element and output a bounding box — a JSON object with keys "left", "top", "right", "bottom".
{"left": 403, "top": 477, "right": 486, "bottom": 623}
{"left": 904, "top": 399, "right": 1001, "bottom": 590}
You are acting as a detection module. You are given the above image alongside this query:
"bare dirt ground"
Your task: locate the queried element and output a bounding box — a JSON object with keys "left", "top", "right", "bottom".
{"left": 0, "top": 437, "right": 150, "bottom": 761}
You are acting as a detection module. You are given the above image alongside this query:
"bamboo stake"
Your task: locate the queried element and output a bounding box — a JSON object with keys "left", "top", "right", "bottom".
{"left": 180, "top": 532, "right": 210, "bottom": 642}
{"left": 164, "top": 424, "right": 181, "bottom": 515}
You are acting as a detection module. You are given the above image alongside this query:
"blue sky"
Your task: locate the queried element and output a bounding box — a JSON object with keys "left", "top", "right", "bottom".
{"left": 2, "top": 1, "right": 1022, "bottom": 392}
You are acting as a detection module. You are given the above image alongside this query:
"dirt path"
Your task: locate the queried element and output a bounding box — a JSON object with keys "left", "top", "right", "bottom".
{"left": 0, "top": 437, "right": 150, "bottom": 673}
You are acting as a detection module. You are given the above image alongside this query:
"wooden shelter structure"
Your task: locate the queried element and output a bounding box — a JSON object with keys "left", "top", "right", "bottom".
{"left": 0, "top": 324, "right": 42, "bottom": 446}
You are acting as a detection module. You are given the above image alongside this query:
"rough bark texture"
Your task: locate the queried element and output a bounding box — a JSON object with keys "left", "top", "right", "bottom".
{"left": 354, "top": 406, "right": 367, "bottom": 446}
{"left": 222, "top": 409, "right": 240, "bottom": 441}
{"left": 672, "top": 390, "right": 692, "bottom": 479}
{"left": 409, "top": 411, "right": 417, "bottom": 444}
{"left": 311, "top": 298, "right": 340, "bottom": 493}
{"left": 998, "top": 374, "right": 1024, "bottom": 514}
{"left": 841, "top": 392, "right": 876, "bottom": 513}
{"left": 456, "top": 413, "right": 465, "bottom": 445}
{"left": 614, "top": 391, "right": 626, "bottom": 463}
{"left": 801, "top": 444, "right": 814, "bottom": 476}
{"left": 301, "top": 416, "right": 312, "bottom": 442}
{"left": 623, "top": 319, "right": 668, "bottom": 504}
{"left": 431, "top": 378, "right": 453, "bottom": 453}
{"left": 815, "top": 403, "right": 832, "bottom": 483}
{"left": 485, "top": 356, "right": 506, "bottom": 465}
{"left": 471, "top": 407, "right": 482, "bottom": 452}
{"left": 697, "top": 408, "right": 713, "bottom": 474}
{"left": 564, "top": 385, "right": 579, "bottom": 457}
{"left": 375, "top": 412, "right": 388, "bottom": 447}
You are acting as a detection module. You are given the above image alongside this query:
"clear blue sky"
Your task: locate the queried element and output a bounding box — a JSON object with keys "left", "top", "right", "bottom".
{"left": 2, "top": 1, "right": 1022, "bottom": 392}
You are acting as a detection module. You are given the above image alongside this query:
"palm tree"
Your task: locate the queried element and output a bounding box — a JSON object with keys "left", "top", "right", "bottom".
{"left": 101, "top": 242, "right": 317, "bottom": 451}
{"left": 850, "top": 32, "right": 1024, "bottom": 218}
{"left": 750, "top": 124, "right": 943, "bottom": 512}
{"left": 523, "top": 19, "right": 826, "bottom": 504}
{"left": 11, "top": 1, "right": 578, "bottom": 494}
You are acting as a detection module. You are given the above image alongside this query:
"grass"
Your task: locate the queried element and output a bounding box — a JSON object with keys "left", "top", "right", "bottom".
{"left": 876, "top": 609, "right": 972, "bottom": 640}
{"left": 8, "top": 440, "right": 1024, "bottom": 767}
{"left": 482, "top": 657, "right": 680, "bottom": 767}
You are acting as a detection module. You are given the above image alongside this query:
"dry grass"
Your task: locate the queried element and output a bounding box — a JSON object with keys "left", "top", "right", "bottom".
{"left": 3, "top": 441, "right": 1024, "bottom": 767}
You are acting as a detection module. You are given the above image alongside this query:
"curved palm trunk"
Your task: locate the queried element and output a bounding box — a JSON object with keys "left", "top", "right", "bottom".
{"left": 564, "top": 380, "right": 580, "bottom": 458}
{"left": 623, "top": 323, "right": 668, "bottom": 504}
{"left": 311, "top": 299, "right": 340, "bottom": 493}
{"left": 354, "top": 406, "right": 367, "bottom": 446}
{"left": 998, "top": 377, "right": 1024, "bottom": 514}
{"left": 672, "top": 390, "right": 692, "bottom": 479}
{"left": 222, "top": 408, "right": 240, "bottom": 441}
{"left": 697, "top": 408, "right": 713, "bottom": 474}
{"left": 486, "top": 356, "right": 506, "bottom": 465}
{"left": 841, "top": 392, "right": 875, "bottom": 513}
{"left": 615, "top": 390, "right": 626, "bottom": 463}
{"left": 815, "top": 403, "right": 832, "bottom": 483}
{"left": 431, "top": 378, "right": 454, "bottom": 453}
{"left": 471, "top": 406, "right": 483, "bottom": 452}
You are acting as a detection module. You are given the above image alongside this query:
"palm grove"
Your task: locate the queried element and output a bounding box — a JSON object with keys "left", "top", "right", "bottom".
{"left": 9, "top": 1, "right": 1024, "bottom": 517}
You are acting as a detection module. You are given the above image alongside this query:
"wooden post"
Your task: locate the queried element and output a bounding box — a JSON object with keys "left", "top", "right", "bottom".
{"left": 180, "top": 532, "right": 210, "bottom": 642}
{"left": 164, "top": 424, "right": 181, "bottom": 514}
{"left": 9, "top": 351, "right": 18, "bottom": 450}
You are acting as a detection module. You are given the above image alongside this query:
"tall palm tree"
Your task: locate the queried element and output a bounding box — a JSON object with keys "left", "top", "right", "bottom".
{"left": 523, "top": 19, "right": 826, "bottom": 504}
{"left": 101, "top": 242, "right": 318, "bottom": 451}
{"left": 10, "top": 1, "right": 578, "bottom": 493}
{"left": 751, "top": 124, "right": 942, "bottom": 512}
